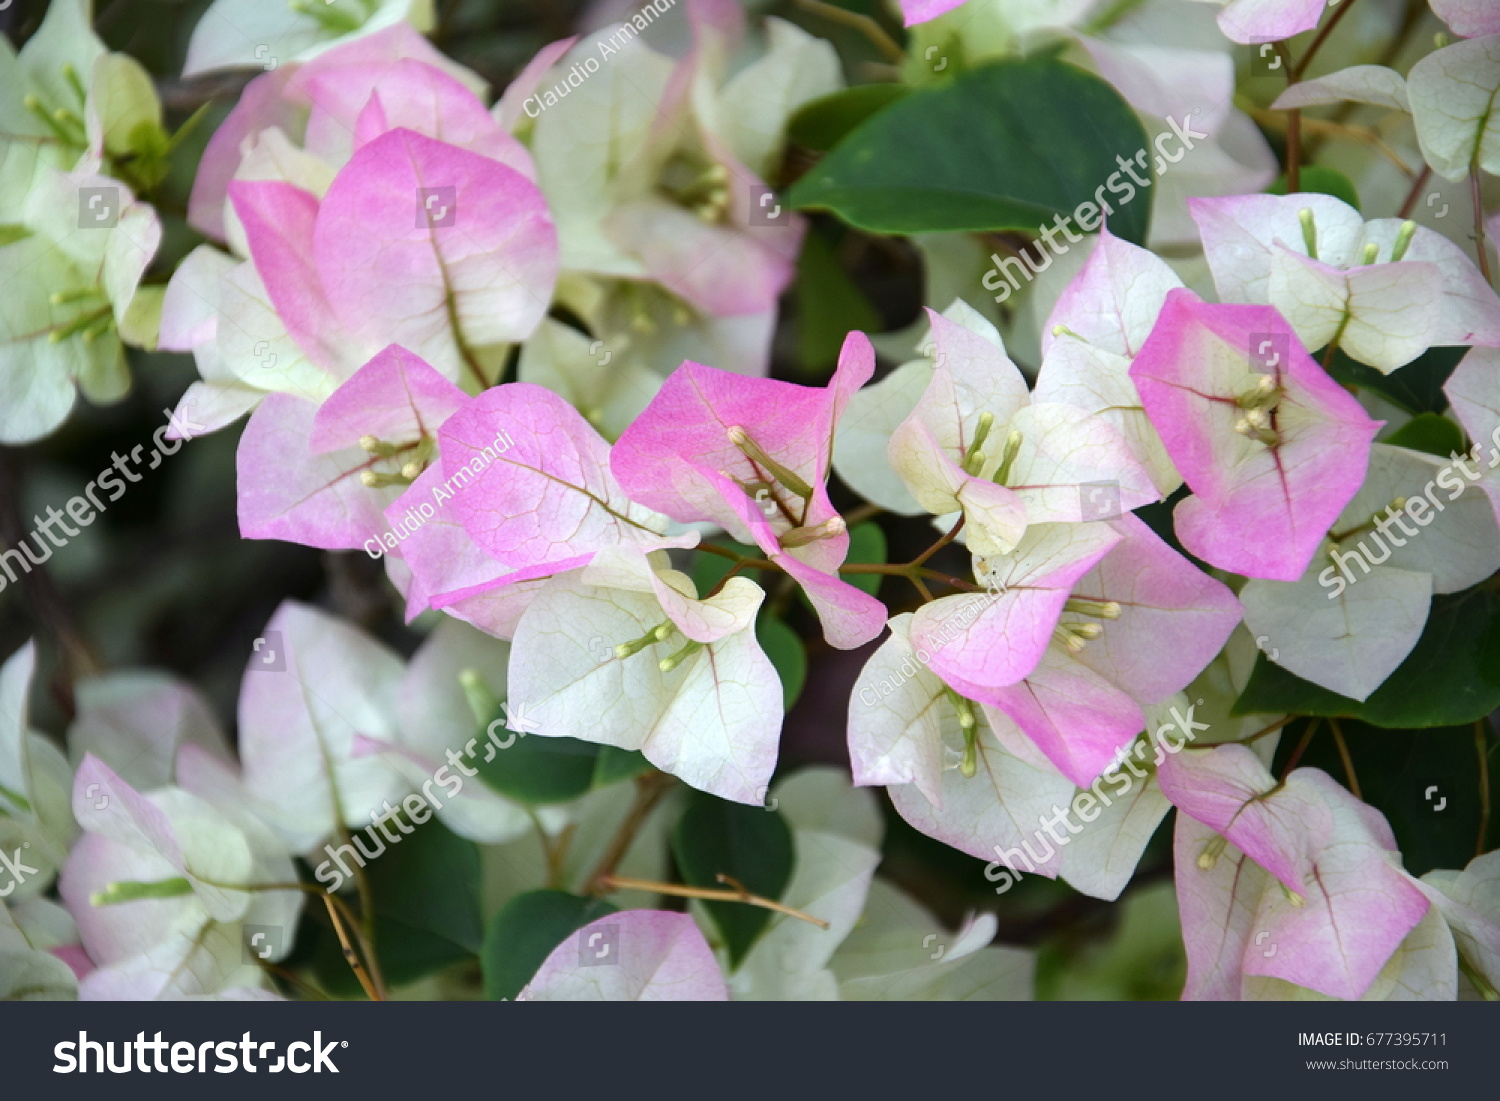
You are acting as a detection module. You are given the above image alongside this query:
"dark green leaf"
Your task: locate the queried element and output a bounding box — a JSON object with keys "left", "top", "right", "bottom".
{"left": 756, "top": 613, "right": 807, "bottom": 710}
{"left": 1233, "top": 589, "right": 1500, "bottom": 727}
{"left": 1324, "top": 345, "right": 1465, "bottom": 416}
{"left": 795, "top": 227, "right": 883, "bottom": 374}
{"left": 480, "top": 890, "right": 617, "bottom": 1001}
{"left": 671, "top": 791, "right": 795, "bottom": 967}
{"left": 474, "top": 706, "right": 600, "bottom": 805}
{"left": 788, "top": 84, "right": 908, "bottom": 152}
{"left": 1383, "top": 412, "right": 1466, "bottom": 457}
{"left": 307, "top": 816, "right": 484, "bottom": 992}
{"left": 593, "top": 746, "right": 655, "bottom": 787}
{"left": 787, "top": 57, "right": 1153, "bottom": 244}
{"left": 1268, "top": 165, "right": 1360, "bottom": 211}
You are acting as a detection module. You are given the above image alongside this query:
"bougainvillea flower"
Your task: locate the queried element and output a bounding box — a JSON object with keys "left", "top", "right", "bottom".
{"left": 508, "top": 550, "right": 782, "bottom": 804}
{"left": 186, "top": 24, "right": 498, "bottom": 237}
{"left": 1408, "top": 35, "right": 1500, "bottom": 182}
{"left": 910, "top": 521, "right": 1122, "bottom": 700}
{"left": 968, "top": 516, "right": 1241, "bottom": 787}
{"left": 1034, "top": 228, "right": 1185, "bottom": 495}
{"left": 234, "top": 601, "right": 412, "bottom": 853}
{"left": 1198, "top": 0, "right": 1327, "bottom": 44}
{"left": 1130, "top": 290, "right": 1380, "bottom": 581}
{"left": 0, "top": 899, "right": 80, "bottom": 999}
{"left": 1444, "top": 347, "right": 1500, "bottom": 528}
{"left": 0, "top": 643, "right": 76, "bottom": 900}
{"left": 184, "top": 0, "right": 434, "bottom": 77}
{"left": 1241, "top": 443, "right": 1500, "bottom": 700}
{"left": 611, "top": 333, "right": 887, "bottom": 648}
{"left": 519, "top": 910, "right": 729, "bottom": 1001}
{"left": 0, "top": 162, "right": 160, "bottom": 445}
{"left": 1427, "top": 0, "right": 1500, "bottom": 37}
{"left": 1418, "top": 851, "right": 1500, "bottom": 995}
{"left": 60, "top": 756, "right": 300, "bottom": 999}
{"left": 68, "top": 668, "right": 233, "bottom": 792}
{"left": 1161, "top": 745, "right": 1430, "bottom": 1000}
{"left": 237, "top": 344, "right": 468, "bottom": 549}
{"left": 524, "top": 0, "right": 833, "bottom": 318}
{"left": 1191, "top": 192, "right": 1500, "bottom": 370}
{"left": 427, "top": 382, "right": 691, "bottom": 578}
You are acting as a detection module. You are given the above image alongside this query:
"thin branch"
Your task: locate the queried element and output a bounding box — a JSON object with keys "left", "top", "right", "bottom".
{"left": 1398, "top": 165, "right": 1433, "bottom": 219}
{"left": 587, "top": 771, "right": 676, "bottom": 894}
{"left": 1280, "top": 717, "right": 1321, "bottom": 778}
{"left": 598, "top": 874, "right": 831, "bottom": 929}
{"left": 910, "top": 515, "right": 965, "bottom": 569}
{"left": 792, "top": 0, "right": 905, "bottom": 64}
{"left": 1472, "top": 167, "right": 1494, "bottom": 287}
{"left": 1328, "top": 718, "right": 1361, "bottom": 799}
{"left": 1292, "top": 0, "right": 1361, "bottom": 81}
{"left": 322, "top": 894, "right": 382, "bottom": 1001}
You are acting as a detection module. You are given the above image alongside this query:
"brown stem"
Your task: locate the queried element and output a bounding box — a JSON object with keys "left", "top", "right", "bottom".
{"left": 1328, "top": 718, "right": 1361, "bottom": 799}
{"left": 1472, "top": 167, "right": 1494, "bottom": 287}
{"left": 587, "top": 772, "right": 676, "bottom": 894}
{"left": 1398, "top": 165, "right": 1433, "bottom": 219}
{"left": 1293, "top": 0, "right": 1360, "bottom": 81}
{"left": 1280, "top": 717, "right": 1321, "bottom": 778}
{"left": 910, "top": 515, "right": 965, "bottom": 569}
{"left": 322, "top": 894, "right": 382, "bottom": 1001}
{"left": 599, "top": 874, "right": 831, "bottom": 929}
{"left": 792, "top": 0, "right": 905, "bottom": 63}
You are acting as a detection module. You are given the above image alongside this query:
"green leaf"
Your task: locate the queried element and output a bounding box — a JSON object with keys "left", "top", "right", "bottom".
{"left": 480, "top": 890, "right": 617, "bottom": 1001}
{"left": 1324, "top": 345, "right": 1465, "bottom": 416}
{"left": 307, "top": 816, "right": 484, "bottom": 993}
{"left": 1383, "top": 412, "right": 1466, "bottom": 457}
{"left": 1271, "top": 718, "right": 1497, "bottom": 876}
{"left": 795, "top": 227, "right": 883, "bottom": 374}
{"left": 474, "top": 706, "right": 600, "bottom": 805}
{"left": 787, "top": 84, "right": 908, "bottom": 152}
{"left": 756, "top": 613, "right": 807, "bottom": 710}
{"left": 842, "top": 521, "right": 887, "bottom": 598}
{"left": 593, "top": 745, "right": 655, "bottom": 787}
{"left": 671, "top": 791, "right": 795, "bottom": 967}
{"left": 1233, "top": 589, "right": 1500, "bottom": 727}
{"left": 1268, "top": 165, "right": 1360, "bottom": 211}
{"left": 787, "top": 57, "right": 1153, "bottom": 244}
